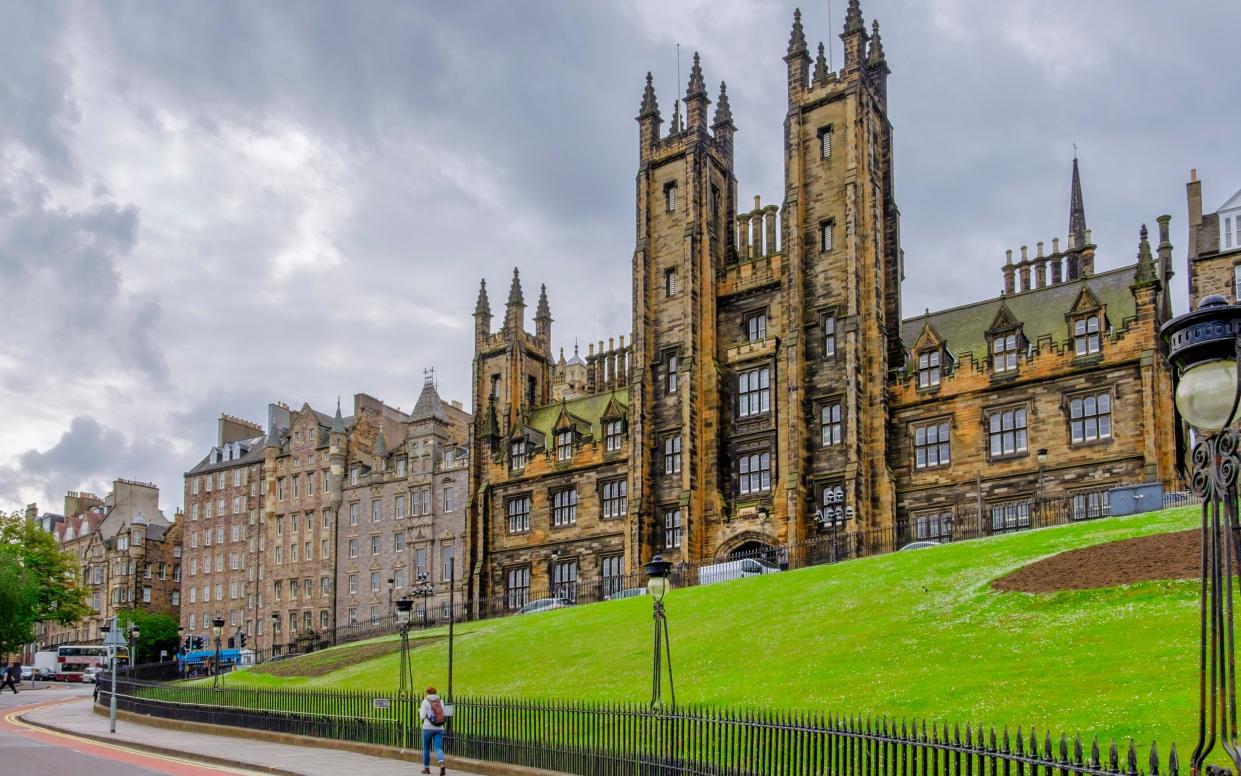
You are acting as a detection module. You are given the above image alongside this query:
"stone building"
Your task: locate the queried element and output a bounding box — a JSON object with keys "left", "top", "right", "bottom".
{"left": 37, "top": 481, "right": 182, "bottom": 649}
{"left": 468, "top": 2, "right": 1181, "bottom": 606}
{"left": 1186, "top": 170, "right": 1241, "bottom": 307}
{"left": 181, "top": 414, "right": 265, "bottom": 648}
{"left": 335, "top": 377, "right": 470, "bottom": 628}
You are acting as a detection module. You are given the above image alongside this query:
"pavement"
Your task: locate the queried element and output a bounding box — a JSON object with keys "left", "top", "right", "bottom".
{"left": 0, "top": 684, "right": 480, "bottom": 776}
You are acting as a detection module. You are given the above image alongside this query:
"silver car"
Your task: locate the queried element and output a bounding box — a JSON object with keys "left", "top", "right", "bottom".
{"left": 516, "top": 597, "right": 573, "bottom": 615}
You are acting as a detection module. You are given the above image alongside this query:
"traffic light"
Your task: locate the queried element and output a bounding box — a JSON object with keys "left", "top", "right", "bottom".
{"left": 239, "top": 632, "right": 247, "bottom": 648}
{"left": 227, "top": 636, "right": 235, "bottom": 649}
{"left": 193, "top": 636, "right": 205, "bottom": 650}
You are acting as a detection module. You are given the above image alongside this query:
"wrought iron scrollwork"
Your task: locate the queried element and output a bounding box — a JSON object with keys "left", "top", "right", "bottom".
{"left": 1190, "top": 429, "right": 1241, "bottom": 776}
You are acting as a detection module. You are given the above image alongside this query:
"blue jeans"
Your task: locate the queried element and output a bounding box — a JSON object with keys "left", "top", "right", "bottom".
{"left": 422, "top": 728, "right": 445, "bottom": 767}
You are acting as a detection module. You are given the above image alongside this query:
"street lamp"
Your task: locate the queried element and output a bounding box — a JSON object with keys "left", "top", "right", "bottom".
{"left": 414, "top": 572, "right": 434, "bottom": 630}
{"left": 126, "top": 623, "right": 140, "bottom": 667}
{"left": 387, "top": 576, "right": 395, "bottom": 618}
{"left": 394, "top": 596, "right": 415, "bottom": 699}
{"left": 1160, "top": 293, "right": 1241, "bottom": 776}
{"left": 644, "top": 554, "right": 675, "bottom": 710}
{"left": 211, "top": 615, "right": 225, "bottom": 689}
{"left": 101, "top": 616, "right": 127, "bottom": 733}
{"left": 270, "top": 612, "right": 280, "bottom": 655}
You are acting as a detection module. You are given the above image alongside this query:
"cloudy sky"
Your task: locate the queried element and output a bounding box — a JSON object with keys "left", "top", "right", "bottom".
{"left": 1, "top": 0, "right": 1237, "bottom": 516}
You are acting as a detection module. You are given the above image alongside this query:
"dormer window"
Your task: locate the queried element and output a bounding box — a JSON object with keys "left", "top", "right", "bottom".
{"left": 1074, "top": 315, "right": 1101, "bottom": 356}
{"left": 992, "top": 332, "right": 1019, "bottom": 373}
{"left": 745, "top": 312, "right": 767, "bottom": 342}
{"left": 664, "top": 181, "right": 678, "bottom": 213}
{"left": 509, "top": 441, "right": 527, "bottom": 471}
{"left": 556, "top": 431, "right": 574, "bottom": 462}
{"left": 917, "top": 350, "right": 941, "bottom": 388}
{"left": 1225, "top": 213, "right": 1239, "bottom": 251}
{"left": 605, "top": 420, "right": 624, "bottom": 452}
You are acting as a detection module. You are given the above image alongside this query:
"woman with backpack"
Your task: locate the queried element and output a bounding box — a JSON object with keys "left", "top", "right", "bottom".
{"left": 419, "top": 685, "right": 447, "bottom": 775}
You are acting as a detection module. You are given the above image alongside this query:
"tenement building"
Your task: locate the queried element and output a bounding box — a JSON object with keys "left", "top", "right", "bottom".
{"left": 36, "top": 480, "right": 182, "bottom": 648}
{"left": 468, "top": 2, "right": 1181, "bottom": 607}
{"left": 181, "top": 414, "right": 266, "bottom": 649}
{"left": 1185, "top": 170, "right": 1241, "bottom": 307}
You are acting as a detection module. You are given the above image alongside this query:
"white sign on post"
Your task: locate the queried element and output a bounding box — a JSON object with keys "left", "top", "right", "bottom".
{"left": 372, "top": 698, "right": 391, "bottom": 710}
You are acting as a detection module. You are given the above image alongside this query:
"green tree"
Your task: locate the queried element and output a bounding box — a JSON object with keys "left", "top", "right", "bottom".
{"left": 0, "top": 512, "right": 91, "bottom": 635}
{"left": 116, "top": 609, "right": 181, "bottom": 664}
{"left": 0, "top": 545, "right": 41, "bottom": 656}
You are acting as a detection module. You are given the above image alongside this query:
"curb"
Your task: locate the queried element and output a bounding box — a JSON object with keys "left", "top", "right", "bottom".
{"left": 18, "top": 704, "right": 304, "bottom": 776}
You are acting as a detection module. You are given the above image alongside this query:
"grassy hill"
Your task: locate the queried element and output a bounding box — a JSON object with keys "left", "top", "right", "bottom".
{"left": 216, "top": 507, "right": 1203, "bottom": 747}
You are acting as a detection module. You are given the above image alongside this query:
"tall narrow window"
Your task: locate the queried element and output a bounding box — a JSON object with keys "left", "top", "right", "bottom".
{"left": 665, "top": 181, "right": 678, "bottom": 213}
{"left": 914, "top": 420, "right": 951, "bottom": 469}
{"left": 738, "top": 366, "right": 771, "bottom": 418}
{"left": 987, "top": 407, "right": 1029, "bottom": 458}
{"left": 823, "top": 315, "right": 837, "bottom": 358}
{"left": 601, "top": 479, "right": 627, "bottom": 518}
{"left": 1234, "top": 265, "right": 1241, "bottom": 301}
{"left": 820, "top": 220, "right": 834, "bottom": 252}
{"left": 527, "top": 376, "right": 537, "bottom": 406}
{"left": 505, "top": 567, "right": 531, "bottom": 610}
{"left": 509, "top": 441, "right": 526, "bottom": 471}
{"left": 551, "top": 489, "right": 577, "bottom": 526}
{"left": 605, "top": 420, "right": 624, "bottom": 452}
{"left": 663, "top": 435, "right": 682, "bottom": 475}
{"left": 992, "top": 333, "right": 1018, "bottom": 373}
{"left": 490, "top": 374, "right": 500, "bottom": 401}
{"left": 821, "top": 403, "right": 842, "bottom": 446}
{"left": 665, "top": 268, "right": 678, "bottom": 297}
{"left": 820, "top": 484, "right": 845, "bottom": 524}
{"left": 553, "top": 559, "right": 578, "bottom": 603}
{"left": 1074, "top": 316, "right": 1101, "bottom": 355}
{"left": 666, "top": 354, "right": 678, "bottom": 394}
{"left": 738, "top": 452, "right": 772, "bottom": 495}
{"left": 601, "top": 555, "right": 624, "bottom": 599}
{"left": 662, "top": 509, "right": 682, "bottom": 549}
{"left": 917, "top": 350, "right": 940, "bottom": 388}
{"left": 819, "top": 126, "right": 832, "bottom": 159}
{"left": 1069, "top": 391, "right": 1112, "bottom": 444}
{"left": 556, "top": 431, "right": 574, "bottom": 461}
{"left": 745, "top": 313, "right": 767, "bottom": 342}
{"left": 506, "top": 496, "right": 531, "bottom": 534}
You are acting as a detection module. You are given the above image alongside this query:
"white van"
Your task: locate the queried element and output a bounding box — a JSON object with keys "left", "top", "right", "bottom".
{"left": 698, "top": 557, "right": 781, "bottom": 586}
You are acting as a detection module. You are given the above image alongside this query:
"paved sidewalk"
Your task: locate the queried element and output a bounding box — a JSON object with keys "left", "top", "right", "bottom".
{"left": 22, "top": 697, "right": 479, "bottom": 776}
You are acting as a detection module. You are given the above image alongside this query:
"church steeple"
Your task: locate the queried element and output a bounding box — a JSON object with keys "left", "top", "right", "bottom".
{"left": 1069, "top": 155, "right": 1088, "bottom": 247}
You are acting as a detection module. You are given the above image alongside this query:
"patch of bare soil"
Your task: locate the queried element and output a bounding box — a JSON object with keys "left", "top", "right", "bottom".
{"left": 253, "top": 635, "right": 445, "bottom": 677}
{"left": 991, "top": 529, "right": 1199, "bottom": 593}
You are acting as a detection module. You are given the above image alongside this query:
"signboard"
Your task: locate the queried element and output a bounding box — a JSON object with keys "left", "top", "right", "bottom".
{"left": 443, "top": 704, "right": 454, "bottom": 717}
{"left": 372, "top": 698, "right": 391, "bottom": 710}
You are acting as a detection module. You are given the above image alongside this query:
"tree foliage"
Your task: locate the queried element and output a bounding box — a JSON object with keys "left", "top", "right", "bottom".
{"left": 0, "top": 511, "right": 91, "bottom": 631}
{"left": 0, "top": 545, "right": 41, "bottom": 656}
{"left": 116, "top": 609, "right": 181, "bottom": 663}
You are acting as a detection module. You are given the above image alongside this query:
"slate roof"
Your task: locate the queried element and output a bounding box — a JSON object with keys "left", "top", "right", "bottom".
{"left": 411, "top": 380, "right": 449, "bottom": 422}
{"left": 185, "top": 435, "right": 267, "bottom": 476}
{"left": 900, "top": 265, "right": 1139, "bottom": 365}
{"left": 527, "top": 388, "right": 628, "bottom": 442}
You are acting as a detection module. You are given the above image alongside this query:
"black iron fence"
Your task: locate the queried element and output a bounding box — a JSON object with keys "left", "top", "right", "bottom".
{"left": 97, "top": 677, "right": 1186, "bottom": 776}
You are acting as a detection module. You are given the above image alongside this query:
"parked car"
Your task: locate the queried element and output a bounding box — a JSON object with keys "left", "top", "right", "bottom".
{"left": 81, "top": 666, "right": 103, "bottom": 684}
{"left": 517, "top": 597, "right": 573, "bottom": 615}
{"left": 605, "top": 587, "right": 648, "bottom": 601}
{"left": 19, "top": 666, "right": 32, "bottom": 681}
{"left": 34, "top": 667, "right": 55, "bottom": 681}
{"left": 898, "top": 540, "right": 940, "bottom": 551}
{"left": 698, "top": 557, "right": 781, "bottom": 586}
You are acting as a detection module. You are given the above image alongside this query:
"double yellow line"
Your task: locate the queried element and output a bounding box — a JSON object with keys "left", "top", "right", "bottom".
{"left": 4, "top": 698, "right": 267, "bottom": 775}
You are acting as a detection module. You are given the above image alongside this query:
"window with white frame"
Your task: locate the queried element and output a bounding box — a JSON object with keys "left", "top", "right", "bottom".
{"left": 821, "top": 402, "right": 842, "bottom": 446}
{"left": 745, "top": 312, "right": 768, "bottom": 342}
{"left": 666, "top": 354, "right": 678, "bottom": 394}
{"left": 601, "top": 555, "right": 625, "bottom": 599}
{"left": 662, "top": 508, "right": 682, "bottom": 549}
{"left": 917, "top": 350, "right": 940, "bottom": 388}
{"left": 914, "top": 419, "right": 951, "bottom": 469}
{"left": 556, "top": 430, "right": 574, "bottom": 461}
{"left": 349, "top": 503, "right": 359, "bottom": 525}
{"left": 914, "top": 511, "right": 952, "bottom": 541}
{"left": 992, "top": 332, "right": 1018, "bottom": 373}
{"left": 1071, "top": 490, "right": 1109, "bottom": 520}
{"left": 601, "top": 479, "right": 627, "bottom": 519}
{"left": 663, "top": 435, "right": 682, "bottom": 475}
{"left": 1074, "top": 315, "right": 1101, "bottom": 356}
{"left": 1235, "top": 265, "right": 1241, "bottom": 301}
{"left": 987, "top": 406, "right": 1028, "bottom": 458}
{"left": 605, "top": 420, "right": 624, "bottom": 452}
{"left": 553, "top": 559, "right": 578, "bottom": 603}
{"left": 348, "top": 539, "right": 357, "bottom": 558}
{"left": 395, "top": 495, "right": 406, "bottom": 518}
{"left": 372, "top": 500, "right": 381, "bottom": 522}
{"left": 989, "top": 501, "right": 1031, "bottom": 531}
{"left": 507, "top": 495, "right": 531, "bottom": 534}
{"left": 738, "top": 451, "right": 771, "bottom": 495}
{"left": 823, "top": 315, "right": 837, "bottom": 359}
{"left": 552, "top": 488, "right": 577, "bottom": 526}
{"left": 738, "top": 366, "right": 771, "bottom": 417}
{"left": 510, "top": 441, "right": 526, "bottom": 471}
{"left": 1069, "top": 391, "right": 1112, "bottom": 444}
{"left": 442, "top": 487, "right": 454, "bottom": 513}
{"left": 506, "top": 566, "right": 531, "bottom": 610}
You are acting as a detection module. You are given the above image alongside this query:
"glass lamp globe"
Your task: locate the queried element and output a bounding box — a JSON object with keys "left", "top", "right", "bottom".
{"left": 646, "top": 575, "right": 671, "bottom": 601}
{"left": 1176, "top": 359, "right": 1239, "bottom": 432}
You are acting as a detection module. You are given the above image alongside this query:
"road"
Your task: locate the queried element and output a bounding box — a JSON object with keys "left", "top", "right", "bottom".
{"left": 0, "top": 683, "right": 264, "bottom": 776}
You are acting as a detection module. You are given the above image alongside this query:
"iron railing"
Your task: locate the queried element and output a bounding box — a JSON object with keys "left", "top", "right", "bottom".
{"left": 98, "top": 678, "right": 1188, "bottom": 776}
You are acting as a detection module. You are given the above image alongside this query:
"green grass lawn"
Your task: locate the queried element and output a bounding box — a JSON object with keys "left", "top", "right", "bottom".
{"left": 216, "top": 508, "right": 1205, "bottom": 748}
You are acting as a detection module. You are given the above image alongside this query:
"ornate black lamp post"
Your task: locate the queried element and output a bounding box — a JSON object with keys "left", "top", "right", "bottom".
{"left": 644, "top": 554, "right": 675, "bottom": 710}
{"left": 1161, "top": 294, "right": 1241, "bottom": 776}
{"left": 211, "top": 615, "right": 225, "bottom": 689}
{"left": 414, "top": 571, "right": 435, "bottom": 629}
{"left": 270, "top": 612, "right": 280, "bottom": 655}
{"left": 394, "top": 595, "right": 415, "bottom": 698}
{"left": 126, "top": 622, "right": 140, "bottom": 667}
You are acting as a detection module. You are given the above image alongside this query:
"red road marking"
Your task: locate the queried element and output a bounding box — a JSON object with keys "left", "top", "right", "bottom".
{"left": 2, "top": 695, "right": 262, "bottom": 776}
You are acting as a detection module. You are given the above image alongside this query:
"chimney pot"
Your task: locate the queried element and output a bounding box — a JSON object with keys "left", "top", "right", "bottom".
{"left": 1020, "top": 245, "right": 1029, "bottom": 261}
{"left": 1052, "top": 237, "right": 1060, "bottom": 253}
{"left": 1036, "top": 241, "right": 1044, "bottom": 257}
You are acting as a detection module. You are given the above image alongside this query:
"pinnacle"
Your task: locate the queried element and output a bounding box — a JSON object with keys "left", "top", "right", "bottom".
{"left": 535, "top": 283, "right": 552, "bottom": 322}
{"left": 868, "top": 20, "right": 885, "bottom": 64}
{"left": 813, "top": 42, "right": 829, "bottom": 84}
{"left": 787, "top": 8, "right": 808, "bottom": 57}
{"left": 686, "top": 51, "right": 707, "bottom": 98}
{"left": 331, "top": 398, "right": 346, "bottom": 435}
{"left": 638, "top": 71, "right": 660, "bottom": 119}
{"left": 474, "top": 278, "right": 491, "bottom": 317}
{"left": 1069, "top": 156, "right": 1087, "bottom": 241}
{"left": 1135, "top": 224, "right": 1156, "bottom": 283}
{"left": 712, "top": 81, "right": 734, "bottom": 129}
{"left": 843, "top": 0, "right": 865, "bottom": 35}
{"left": 506, "top": 266, "right": 524, "bottom": 308}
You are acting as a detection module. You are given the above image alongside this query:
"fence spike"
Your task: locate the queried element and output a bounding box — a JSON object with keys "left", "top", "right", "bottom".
{"left": 990, "top": 726, "right": 998, "bottom": 752}
{"left": 1091, "top": 736, "right": 1101, "bottom": 770}
{"left": 1074, "top": 734, "right": 1084, "bottom": 765}
{"left": 1168, "top": 743, "right": 1179, "bottom": 776}
{"left": 1109, "top": 740, "right": 1120, "bottom": 772}
{"left": 955, "top": 722, "right": 962, "bottom": 746}
{"left": 1045, "top": 731, "right": 1053, "bottom": 762}
{"left": 1148, "top": 741, "right": 1160, "bottom": 776}
{"left": 1003, "top": 726, "right": 1010, "bottom": 753}
{"left": 1016, "top": 728, "right": 1024, "bottom": 756}
{"left": 964, "top": 723, "right": 973, "bottom": 748}
{"left": 1126, "top": 739, "right": 1138, "bottom": 775}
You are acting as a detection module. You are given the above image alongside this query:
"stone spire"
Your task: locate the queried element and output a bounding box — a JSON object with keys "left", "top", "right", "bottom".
{"left": 686, "top": 51, "right": 706, "bottom": 98}
{"left": 474, "top": 278, "right": 490, "bottom": 317}
{"left": 843, "top": 0, "right": 865, "bottom": 34}
{"left": 787, "top": 7, "right": 808, "bottom": 58}
{"left": 1069, "top": 155, "right": 1088, "bottom": 245}
{"left": 813, "top": 42, "right": 829, "bottom": 85}
{"left": 506, "top": 267, "right": 524, "bottom": 307}
{"left": 331, "top": 397, "right": 346, "bottom": 435}
{"left": 712, "top": 81, "right": 735, "bottom": 132}
{"left": 534, "top": 283, "right": 552, "bottom": 342}
{"left": 868, "top": 19, "right": 885, "bottom": 65}
{"left": 504, "top": 267, "right": 525, "bottom": 332}
{"left": 1134, "top": 224, "right": 1157, "bottom": 285}
{"left": 638, "top": 72, "right": 660, "bottom": 120}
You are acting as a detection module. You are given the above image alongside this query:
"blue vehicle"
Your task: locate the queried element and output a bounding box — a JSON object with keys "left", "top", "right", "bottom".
{"left": 177, "top": 648, "right": 247, "bottom": 674}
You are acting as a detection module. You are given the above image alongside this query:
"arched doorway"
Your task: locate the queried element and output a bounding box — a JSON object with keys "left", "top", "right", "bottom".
{"left": 717, "top": 533, "right": 781, "bottom": 567}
